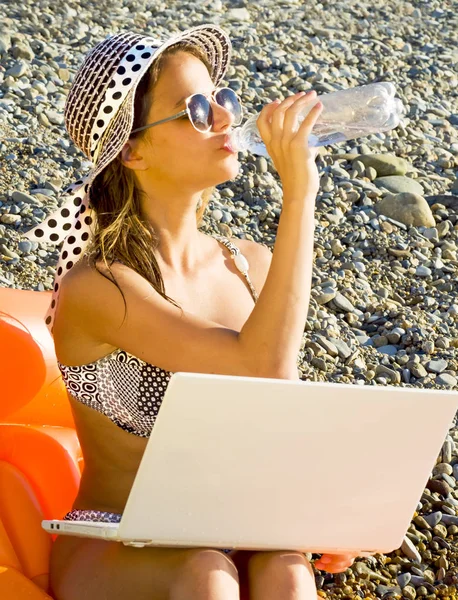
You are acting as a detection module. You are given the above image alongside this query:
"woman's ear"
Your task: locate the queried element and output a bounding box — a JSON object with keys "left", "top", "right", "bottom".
{"left": 120, "top": 139, "right": 148, "bottom": 171}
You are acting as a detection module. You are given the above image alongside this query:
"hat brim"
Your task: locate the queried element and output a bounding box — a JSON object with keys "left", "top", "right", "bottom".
{"left": 86, "top": 24, "right": 232, "bottom": 182}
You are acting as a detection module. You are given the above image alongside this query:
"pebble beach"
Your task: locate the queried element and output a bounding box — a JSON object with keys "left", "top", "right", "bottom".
{"left": 1, "top": 0, "right": 457, "bottom": 597}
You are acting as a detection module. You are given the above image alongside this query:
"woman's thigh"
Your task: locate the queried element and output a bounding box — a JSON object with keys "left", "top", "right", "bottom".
{"left": 50, "top": 535, "right": 238, "bottom": 600}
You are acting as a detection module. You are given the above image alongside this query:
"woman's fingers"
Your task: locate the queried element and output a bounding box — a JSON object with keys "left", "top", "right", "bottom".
{"left": 281, "top": 91, "right": 318, "bottom": 141}
{"left": 257, "top": 91, "right": 311, "bottom": 146}
{"left": 270, "top": 91, "right": 307, "bottom": 140}
{"left": 314, "top": 553, "right": 357, "bottom": 573}
{"left": 256, "top": 90, "right": 320, "bottom": 147}
{"left": 294, "top": 99, "right": 323, "bottom": 142}
{"left": 256, "top": 88, "right": 323, "bottom": 199}
{"left": 256, "top": 97, "right": 285, "bottom": 146}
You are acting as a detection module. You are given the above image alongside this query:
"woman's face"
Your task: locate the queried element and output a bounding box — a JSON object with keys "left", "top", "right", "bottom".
{"left": 134, "top": 51, "right": 241, "bottom": 191}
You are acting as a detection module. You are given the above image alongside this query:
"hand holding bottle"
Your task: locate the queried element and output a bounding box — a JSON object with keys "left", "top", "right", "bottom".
{"left": 256, "top": 91, "right": 323, "bottom": 201}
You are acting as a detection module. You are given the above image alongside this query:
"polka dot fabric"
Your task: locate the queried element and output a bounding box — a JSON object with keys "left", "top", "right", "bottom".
{"left": 58, "top": 348, "right": 172, "bottom": 438}
{"left": 62, "top": 509, "right": 233, "bottom": 552}
{"left": 63, "top": 509, "right": 122, "bottom": 523}
{"left": 56, "top": 238, "right": 259, "bottom": 439}
{"left": 21, "top": 24, "right": 232, "bottom": 334}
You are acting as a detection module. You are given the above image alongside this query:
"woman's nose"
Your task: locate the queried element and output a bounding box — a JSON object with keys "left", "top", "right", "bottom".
{"left": 211, "top": 101, "right": 235, "bottom": 132}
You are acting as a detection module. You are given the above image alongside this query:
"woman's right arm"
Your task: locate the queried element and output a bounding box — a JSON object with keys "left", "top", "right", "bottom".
{"left": 239, "top": 91, "right": 323, "bottom": 377}
{"left": 60, "top": 92, "right": 322, "bottom": 379}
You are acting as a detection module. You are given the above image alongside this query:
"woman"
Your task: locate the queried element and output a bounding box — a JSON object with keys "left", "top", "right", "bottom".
{"left": 24, "top": 24, "right": 357, "bottom": 600}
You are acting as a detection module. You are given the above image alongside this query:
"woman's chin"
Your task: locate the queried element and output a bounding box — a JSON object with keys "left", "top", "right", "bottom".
{"left": 204, "top": 154, "right": 241, "bottom": 187}
{"left": 220, "top": 154, "right": 241, "bottom": 175}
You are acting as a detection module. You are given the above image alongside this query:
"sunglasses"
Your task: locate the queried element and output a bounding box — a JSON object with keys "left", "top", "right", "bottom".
{"left": 130, "top": 87, "right": 243, "bottom": 135}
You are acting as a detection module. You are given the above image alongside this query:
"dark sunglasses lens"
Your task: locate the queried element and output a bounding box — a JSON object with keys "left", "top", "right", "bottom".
{"left": 215, "top": 88, "right": 242, "bottom": 124}
{"left": 188, "top": 94, "right": 212, "bottom": 131}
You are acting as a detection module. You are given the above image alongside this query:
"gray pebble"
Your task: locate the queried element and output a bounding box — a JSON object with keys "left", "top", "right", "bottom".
{"left": 423, "top": 511, "right": 443, "bottom": 528}
{"left": 396, "top": 572, "right": 411, "bottom": 588}
{"left": 425, "top": 359, "right": 448, "bottom": 374}
{"left": 436, "top": 373, "right": 457, "bottom": 388}
{"left": 17, "top": 240, "right": 33, "bottom": 253}
{"left": 331, "top": 292, "right": 355, "bottom": 313}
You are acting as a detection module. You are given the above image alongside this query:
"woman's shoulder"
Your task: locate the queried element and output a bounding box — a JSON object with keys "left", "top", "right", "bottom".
{"left": 57, "top": 253, "right": 146, "bottom": 329}
{"left": 230, "top": 236, "right": 272, "bottom": 258}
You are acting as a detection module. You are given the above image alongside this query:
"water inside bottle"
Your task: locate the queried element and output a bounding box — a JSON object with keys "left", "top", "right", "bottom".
{"left": 309, "top": 132, "right": 347, "bottom": 147}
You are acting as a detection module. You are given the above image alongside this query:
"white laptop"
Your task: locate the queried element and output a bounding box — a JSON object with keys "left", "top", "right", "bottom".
{"left": 42, "top": 373, "right": 458, "bottom": 556}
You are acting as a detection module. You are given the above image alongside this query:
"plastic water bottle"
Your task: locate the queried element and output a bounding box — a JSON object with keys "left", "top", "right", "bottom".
{"left": 229, "top": 82, "right": 407, "bottom": 156}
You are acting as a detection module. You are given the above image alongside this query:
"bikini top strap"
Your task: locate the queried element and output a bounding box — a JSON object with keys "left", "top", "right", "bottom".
{"left": 108, "top": 238, "right": 259, "bottom": 303}
{"left": 214, "top": 235, "right": 259, "bottom": 303}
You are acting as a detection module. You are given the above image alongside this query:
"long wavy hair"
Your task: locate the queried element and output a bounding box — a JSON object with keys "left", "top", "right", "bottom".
{"left": 86, "top": 42, "right": 215, "bottom": 318}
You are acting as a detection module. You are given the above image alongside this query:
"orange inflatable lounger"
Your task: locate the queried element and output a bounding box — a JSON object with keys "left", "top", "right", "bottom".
{"left": 0, "top": 288, "right": 82, "bottom": 599}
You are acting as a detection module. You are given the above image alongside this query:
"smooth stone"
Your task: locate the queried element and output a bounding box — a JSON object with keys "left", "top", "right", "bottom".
{"left": 316, "top": 289, "right": 336, "bottom": 305}
{"left": 226, "top": 7, "right": 250, "bottom": 21}
{"left": 423, "top": 227, "right": 439, "bottom": 241}
{"left": 0, "top": 245, "right": 20, "bottom": 260}
{"left": 375, "top": 364, "right": 400, "bottom": 384}
{"left": 433, "top": 523, "right": 448, "bottom": 539}
{"left": 30, "top": 188, "right": 54, "bottom": 197}
{"left": 441, "top": 514, "right": 458, "bottom": 526}
{"left": 409, "top": 574, "right": 425, "bottom": 586}
{"left": 0, "top": 33, "right": 11, "bottom": 54}
{"left": 328, "top": 337, "right": 352, "bottom": 360}
{"left": 402, "top": 585, "right": 417, "bottom": 600}
{"left": 354, "top": 153, "right": 411, "bottom": 177}
{"left": 11, "top": 190, "right": 41, "bottom": 205}
{"left": 436, "top": 374, "right": 457, "bottom": 388}
{"left": 396, "top": 572, "right": 411, "bottom": 588}
{"left": 5, "top": 60, "right": 28, "bottom": 78}
{"left": 217, "top": 223, "right": 232, "bottom": 237}
{"left": 354, "top": 562, "right": 390, "bottom": 584}
{"left": 441, "top": 441, "right": 452, "bottom": 464}
{"left": 331, "top": 292, "right": 355, "bottom": 313}
{"left": 375, "top": 176, "right": 424, "bottom": 195}
{"left": 330, "top": 239, "right": 344, "bottom": 255}
{"left": 423, "top": 511, "right": 442, "bottom": 528}
{"left": 376, "top": 585, "right": 402, "bottom": 597}
{"left": 409, "top": 363, "right": 428, "bottom": 378}
{"left": 11, "top": 42, "right": 35, "bottom": 61}
{"left": 314, "top": 334, "right": 338, "bottom": 357}
{"left": 427, "top": 479, "right": 451, "bottom": 496}
{"left": 221, "top": 211, "right": 232, "bottom": 224}
{"left": 44, "top": 110, "right": 64, "bottom": 125}
{"left": 255, "top": 157, "right": 268, "bottom": 174}
{"left": 425, "top": 359, "right": 448, "bottom": 374}
{"left": 401, "top": 535, "right": 422, "bottom": 563}
{"left": 416, "top": 266, "right": 431, "bottom": 277}
{"left": 376, "top": 345, "right": 398, "bottom": 356}
{"left": 375, "top": 193, "right": 435, "bottom": 227}
{"left": 17, "top": 240, "right": 33, "bottom": 254}
{"left": 413, "top": 515, "right": 431, "bottom": 529}
{"left": 441, "top": 473, "right": 456, "bottom": 488}
{"left": 0, "top": 214, "right": 21, "bottom": 225}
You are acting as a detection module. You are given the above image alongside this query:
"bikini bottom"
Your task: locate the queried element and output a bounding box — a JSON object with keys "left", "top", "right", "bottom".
{"left": 63, "top": 509, "right": 232, "bottom": 553}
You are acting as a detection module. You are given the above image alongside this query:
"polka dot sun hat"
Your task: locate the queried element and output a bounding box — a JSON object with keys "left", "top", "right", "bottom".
{"left": 22, "top": 24, "right": 231, "bottom": 334}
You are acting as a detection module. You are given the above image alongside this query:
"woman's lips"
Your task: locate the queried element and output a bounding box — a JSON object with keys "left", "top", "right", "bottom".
{"left": 221, "top": 135, "right": 237, "bottom": 153}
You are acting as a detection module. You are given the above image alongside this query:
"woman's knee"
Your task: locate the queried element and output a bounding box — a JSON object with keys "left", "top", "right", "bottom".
{"left": 248, "top": 550, "right": 315, "bottom": 587}
{"left": 171, "top": 549, "right": 239, "bottom": 594}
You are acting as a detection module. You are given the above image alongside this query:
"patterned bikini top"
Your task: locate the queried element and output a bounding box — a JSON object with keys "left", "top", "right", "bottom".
{"left": 57, "top": 236, "right": 259, "bottom": 438}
